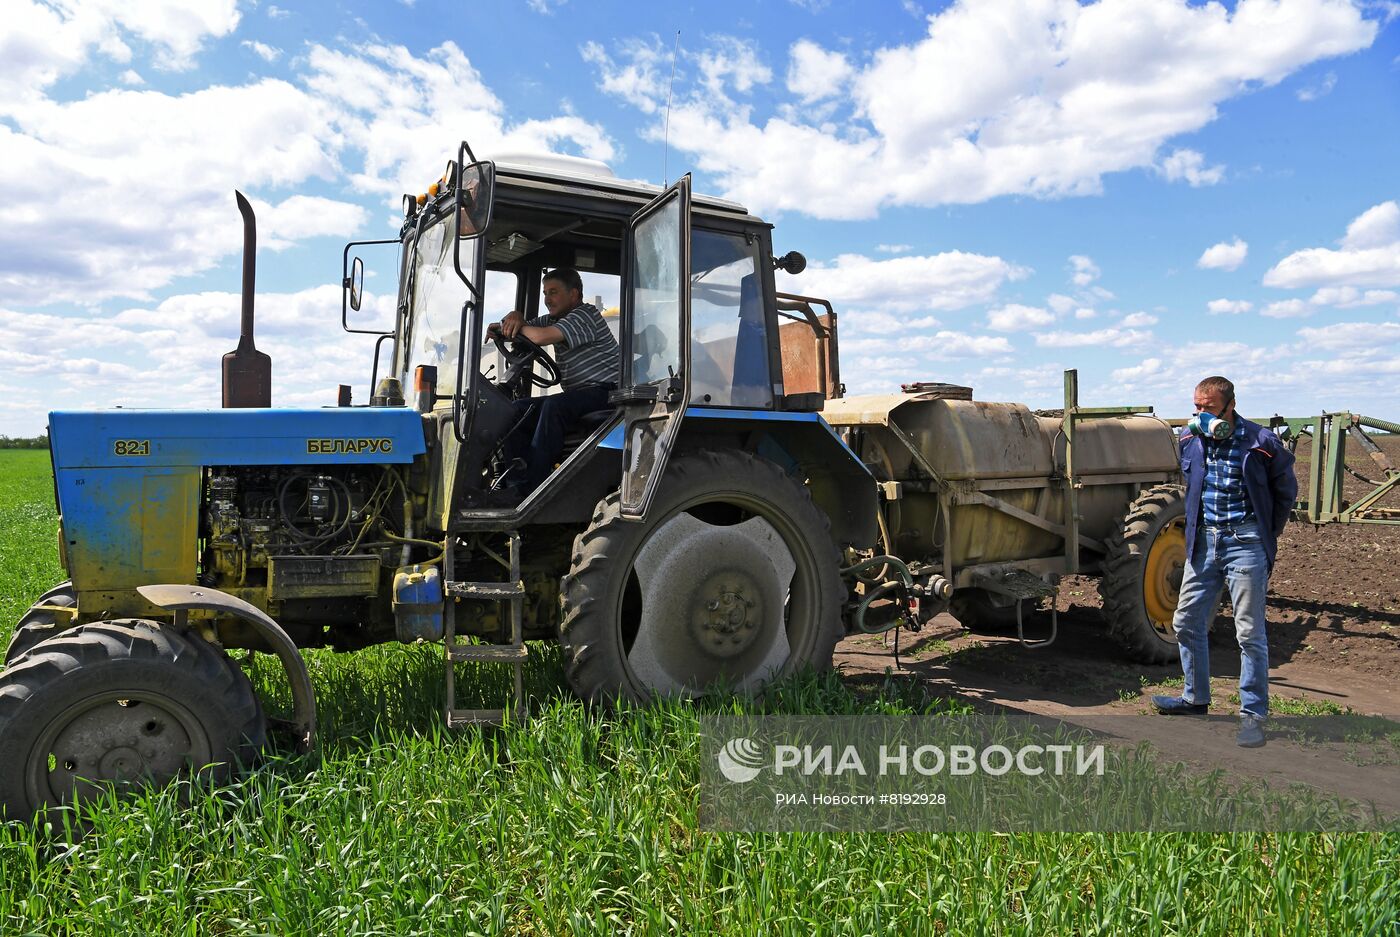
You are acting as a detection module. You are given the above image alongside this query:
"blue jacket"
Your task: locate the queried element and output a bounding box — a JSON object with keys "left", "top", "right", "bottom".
{"left": 1178, "top": 417, "right": 1298, "bottom": 571}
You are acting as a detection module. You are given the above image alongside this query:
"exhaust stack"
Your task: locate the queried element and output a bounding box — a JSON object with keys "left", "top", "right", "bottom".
{"left": 222, "top": 190, "right": 272, "bottom": 408}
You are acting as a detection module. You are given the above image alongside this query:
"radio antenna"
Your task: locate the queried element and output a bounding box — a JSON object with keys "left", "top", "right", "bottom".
{"left": 663, "top": 29, "right": 680, "bottom": 187}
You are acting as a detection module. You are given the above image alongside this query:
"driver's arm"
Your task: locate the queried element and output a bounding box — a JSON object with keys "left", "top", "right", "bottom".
{"left": 520, "top": 324, "right": 565, "bottom": 345}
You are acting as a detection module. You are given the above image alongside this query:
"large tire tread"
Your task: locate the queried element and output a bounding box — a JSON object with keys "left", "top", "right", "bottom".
{"left": 1098, "top": 483, "right": 1186, "bottom": 665}
{"left": 0, "top": 619, "right": 265, "bottom": 820}
{"left": 559, "top": 449, "right": 844, "bottom": 704}
{"left": 5, "top": 582, "right": 77, "bottom": 666}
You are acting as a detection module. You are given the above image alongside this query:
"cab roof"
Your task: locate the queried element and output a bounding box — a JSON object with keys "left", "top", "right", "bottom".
{"left": 492, "top": 154, "right": 758, "bottom": 223}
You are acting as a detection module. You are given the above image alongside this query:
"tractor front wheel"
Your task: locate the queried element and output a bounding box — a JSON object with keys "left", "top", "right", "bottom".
{"left": 1098, "top": 484, "right": 1188, "bottom": 664}
{"left": 0, "top": 620, "right": 266, "bottom": 822}
{"left": 559, "top": 449, "right": 844, "bottom": 703}
{"left": 5, "top": 581, "right": 76, "bottom": 666}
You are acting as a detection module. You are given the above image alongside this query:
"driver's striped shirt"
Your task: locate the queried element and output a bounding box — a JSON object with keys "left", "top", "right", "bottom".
{"left": 527, "top": 302, "right": 620, "bottom": 391}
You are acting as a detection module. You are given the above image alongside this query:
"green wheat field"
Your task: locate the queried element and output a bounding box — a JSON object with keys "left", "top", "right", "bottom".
{"left": 1, "top": 449, "right": 1397, "bottom": 935}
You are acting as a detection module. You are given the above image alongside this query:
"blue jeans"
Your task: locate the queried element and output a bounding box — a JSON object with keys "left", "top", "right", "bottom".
{"left": 1172, "top": 519, "right": 1271, "bottom": 719}
{"left": 502, "top": 384, "right": 613, "bottom": 491}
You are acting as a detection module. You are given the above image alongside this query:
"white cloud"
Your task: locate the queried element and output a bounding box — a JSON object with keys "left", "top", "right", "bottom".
{"left": 1046, "top": 293, "right": 1076, "bottom": 315}
{"left": 1263, "top": 200, "right": 1400, "bottom": 289}
{"left": 1296, "top": 320, "right": 1400, "bottom": 351}
{"left": 266, "top": 5, "right": 290, "bottom": 18}
{"left": 0, "top": 285, "right": 398, "bottom": 434}
{"left": 242, "top": 40, "right": 282, "bottom": 63}
{"left": 1034, "top": 327, "right": 1153, "bottom": 349}
{"left": 0, "top": 0, "right": 240, "bottom": 105}
{"left": 1158, "top": 148, "right": 1225, "bottom": 187}
{"left": 843, "top": 332, "right": 1013, "bottom": 358}
{"left": 695, "top": 37, "right": 772, "bottom": 97}
{"left": 986, "top": 303, "right": 1056, "bottom": 331}
{"left": 1111, "top": 357, "right": 1164, "bottom": 383}
{"left": 1261, "top": 298, "right": 1312, "bottom": 318}
{"left": 1297, "top": 70, "right": 1337, "bottom": 100}
{"left": 835, "top": 310, "right": 942, "bottom": 334}
{"left": 777, "top": 251, "right": 1030, "bottom": 313}
{"left": 587, "top": 0, "right": 1379, "bottom": 218}
{"left": 1070, "top": 255, "right": 1100, "bottom": 286}
{"left": 1208, "top": 298, "right": 1254, "bottom": 314}
{"left": 787, "top": 39, "right": 855, "bottom": 103}
{"left": 582, "top": 38, "right": 668, "bottom": 115}
{"left": 1121, "top": 311, "right": 1158, "bottom": 327}
{"left": 1308, "top": 286, "right": 1399, "bottom": 307}
{"left": 120, "top": 69, "right": 144, "bottom": 85}
{"left": 1343, "top": 200, "right": 1400, "bottom": 249}
{"left": 1074, "top": 307, "right": 1097, "bottom": 319}
{"left": 0, "top": 41, "right": 614, "bottom": 308}
{"left": 1198, "top": 237, "right": 1249, "bottom": 271}
{"left": 876, "top": 243, "right": 912, "bottom": 254}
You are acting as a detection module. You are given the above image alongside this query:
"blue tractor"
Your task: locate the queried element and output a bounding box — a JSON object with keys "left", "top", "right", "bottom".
{"left": 0, "top": 143, "right": 881, "bottom": 819}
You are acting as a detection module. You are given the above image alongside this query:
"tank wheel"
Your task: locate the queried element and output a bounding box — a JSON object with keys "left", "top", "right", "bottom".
{"left": 1099, "top": 484, "right": 1188, "bottom": 664}
{"left": 559, "top": 449, "right": 844, "bottom": 703}
{"left": 5, "top": 581, "right": 76, "bottom": 666}
{"left": 947, "top": 588, "right": 1031, "bottom": 633}
{"left": 0, "top": 620, "right": 266, "bottom": 822}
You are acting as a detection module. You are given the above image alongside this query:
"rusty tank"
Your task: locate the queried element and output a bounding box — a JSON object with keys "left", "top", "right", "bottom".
{"left": 823, "top": 379, "right": 1186, "bottom": 664}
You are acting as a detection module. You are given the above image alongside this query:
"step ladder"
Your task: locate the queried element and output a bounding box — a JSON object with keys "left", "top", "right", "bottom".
{"left": 442, "top": 531, "right": 527, "bottom": 727}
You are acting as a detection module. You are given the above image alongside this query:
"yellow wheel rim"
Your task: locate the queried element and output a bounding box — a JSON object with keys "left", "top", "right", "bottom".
{"left": 1143, "top": 518, "right": 1186, "bottom": 637}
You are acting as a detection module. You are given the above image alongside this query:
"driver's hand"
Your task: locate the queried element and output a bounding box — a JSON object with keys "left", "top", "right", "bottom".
{"left": 499, "top": 310, "right": 525, "bottom": 339}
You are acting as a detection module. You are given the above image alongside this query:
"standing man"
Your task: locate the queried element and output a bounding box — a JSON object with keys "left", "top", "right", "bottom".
{"left": 1152, "top": 376, "right": 1297, "bottom": 747}
{"left": 490, "top": 268, "right": 620, "bottom": 495}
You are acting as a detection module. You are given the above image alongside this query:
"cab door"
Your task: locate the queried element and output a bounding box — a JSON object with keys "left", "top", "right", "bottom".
{"left": 615, "top": 176, "right": 692, "bottom": 520}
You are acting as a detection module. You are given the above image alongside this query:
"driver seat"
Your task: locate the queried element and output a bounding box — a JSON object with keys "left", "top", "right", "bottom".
{"left": 559, "top": 408, "right": 618, "bottom": 458}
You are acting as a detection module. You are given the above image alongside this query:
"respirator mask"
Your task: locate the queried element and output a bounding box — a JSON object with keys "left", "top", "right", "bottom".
{"left": 1188, "top": 410, "right": 1233, "bottom": 440}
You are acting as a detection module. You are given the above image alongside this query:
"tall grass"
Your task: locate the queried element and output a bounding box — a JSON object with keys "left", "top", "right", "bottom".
{"left": 2, "top": 451, "right": 1398, "bottom": 935}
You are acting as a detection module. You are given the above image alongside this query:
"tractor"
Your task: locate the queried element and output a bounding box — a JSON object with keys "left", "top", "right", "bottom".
{"left": 0, "top": 143, "right": 881, "bottom": 820}
{"left": 0, "top": 142, "right": 1187, "bottom": 821}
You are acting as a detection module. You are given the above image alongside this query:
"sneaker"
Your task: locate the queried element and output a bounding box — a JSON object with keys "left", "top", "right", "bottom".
{"left": 1237, "top": 716, "right": 1266, "bottom": 748}
{"left": 1152, "top": 695, "right": 1209, "bottom": 715}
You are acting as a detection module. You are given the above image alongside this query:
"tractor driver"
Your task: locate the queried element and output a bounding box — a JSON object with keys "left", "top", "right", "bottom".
{"left": 489, "top": 268, "right": 620, "bottom": 495}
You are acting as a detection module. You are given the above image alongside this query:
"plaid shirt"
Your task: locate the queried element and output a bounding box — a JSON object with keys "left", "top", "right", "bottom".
{"left": 1201, "top": 420, "right": 1254, "bottom": 526}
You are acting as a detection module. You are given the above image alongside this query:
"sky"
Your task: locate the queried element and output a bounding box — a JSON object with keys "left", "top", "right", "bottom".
{"left": 1, "top": 0, "right": 1398, "bottom": 437}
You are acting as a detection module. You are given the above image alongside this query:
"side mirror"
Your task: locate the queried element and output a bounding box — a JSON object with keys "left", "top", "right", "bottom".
{"left": 347, "top": 256, "right": 364, "bottom": 312}
{"left": 457, "top": 160, "right": 495, "bottom": 239}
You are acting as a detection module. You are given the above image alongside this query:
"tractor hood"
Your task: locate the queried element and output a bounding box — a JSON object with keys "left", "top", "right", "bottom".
{"left": 49, "top": 408, "right": 427, "bottom": 469}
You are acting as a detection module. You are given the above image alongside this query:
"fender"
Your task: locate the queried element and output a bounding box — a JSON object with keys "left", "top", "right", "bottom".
{"left": 673, "top": 409, "right": 879, "bottom": 549}
{"left": 137, "top": 584, "right": 317, "bottom": 751}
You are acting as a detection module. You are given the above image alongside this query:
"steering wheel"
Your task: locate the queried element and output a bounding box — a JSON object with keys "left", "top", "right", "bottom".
{"left": 490, "top": 328, "right": 561, "bottom": 389}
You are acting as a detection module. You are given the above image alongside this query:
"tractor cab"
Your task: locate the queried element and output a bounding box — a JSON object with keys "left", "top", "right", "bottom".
{"left": 346, "top": 145, "right": 834, "bottom": 528}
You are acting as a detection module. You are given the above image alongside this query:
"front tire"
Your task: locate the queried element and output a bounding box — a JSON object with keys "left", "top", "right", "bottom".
{"left": 0, "top": 620, "right": 266, "bottom": 821}
{"left": 559, "top": 449, "right": 844, "bottom": 703}
{"left": 5, "top": 581, "right": 76, "bottom": 665}
{"left": 1098, "top": 484, "right": 1188, "bottom": 664}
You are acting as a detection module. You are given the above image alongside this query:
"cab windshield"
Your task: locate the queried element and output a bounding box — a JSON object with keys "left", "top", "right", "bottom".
{"left": 399, "top": 212, "right": 482, "bottom": 398}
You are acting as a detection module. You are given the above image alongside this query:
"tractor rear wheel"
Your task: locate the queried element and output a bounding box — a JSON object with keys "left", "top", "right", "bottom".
{"left": 0, "top": 619, "right": 265, "bottom": 822}
{"left": 559, "top": 449, "right": 844, "bottom": 703}
{"left": 1098, "top": 484, "right": 1188, "bottom": 664}
{"left": 5, "top": 581, "right": 76, "bottom": 666}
